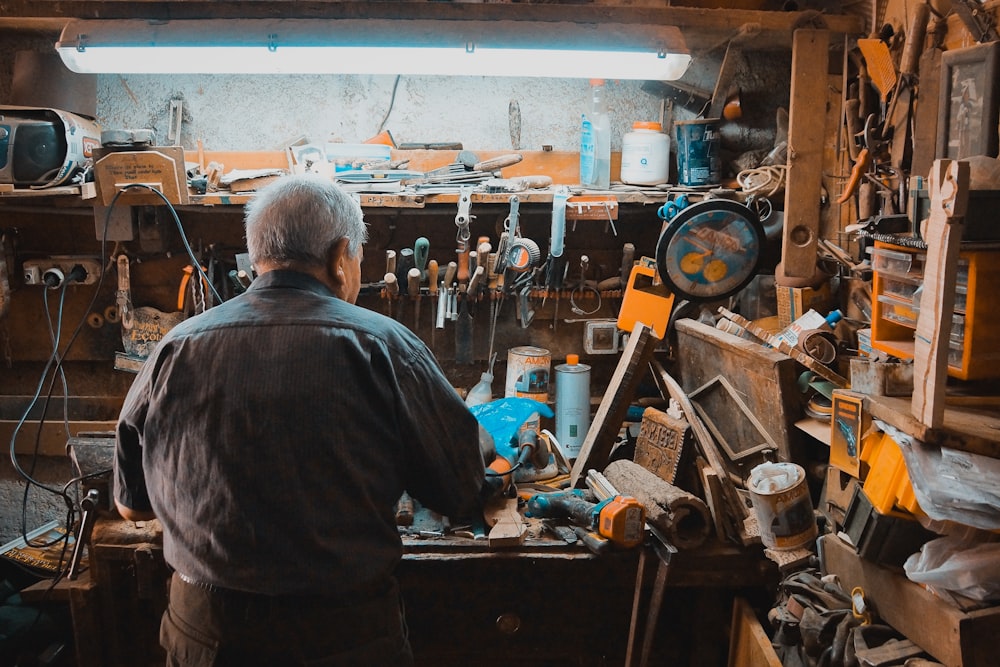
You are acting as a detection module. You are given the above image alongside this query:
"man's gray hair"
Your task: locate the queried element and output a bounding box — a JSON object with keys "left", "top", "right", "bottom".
{"left": 245, "top": 174, "right": 368, "bottom": 268}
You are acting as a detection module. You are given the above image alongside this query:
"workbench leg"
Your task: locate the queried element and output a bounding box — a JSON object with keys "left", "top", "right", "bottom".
{"left": 625, "top": 546, "right": 650, "bottom": 667}
{"left": 639, "top": 554, "right": 671, "bottom": 667}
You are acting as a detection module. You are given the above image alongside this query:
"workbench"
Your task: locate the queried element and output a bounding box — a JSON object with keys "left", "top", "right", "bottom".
{"left": 27, "top": 510, "right": 776, "bottom": 667}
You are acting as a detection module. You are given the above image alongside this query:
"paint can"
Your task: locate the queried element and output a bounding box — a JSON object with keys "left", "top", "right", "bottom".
{"left": 554, "top": 354, "right": 591, "bottom": 460}
{"left": 747, "top": 462, "right": 817, "bottom": 550}
{"left": 505, "top": 346, "right": 551, "bottom": 434}
{"left": 675, "top": 118, "right": 721, "bottom": 186}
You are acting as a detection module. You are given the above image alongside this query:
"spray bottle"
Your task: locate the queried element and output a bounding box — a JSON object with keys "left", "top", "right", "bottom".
{"left": 580, "top": 79, "right": 611, "bottom": 189}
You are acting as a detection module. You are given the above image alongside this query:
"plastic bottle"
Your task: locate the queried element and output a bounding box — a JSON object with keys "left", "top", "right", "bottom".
{"left": 621, "top": 121, "right": 670, "bottom": 185}
{"left": 580, "top": 79, "right": 611, "bottom": 189}
{"left": 464, "top": 371, "right": 494, "bottom": 407}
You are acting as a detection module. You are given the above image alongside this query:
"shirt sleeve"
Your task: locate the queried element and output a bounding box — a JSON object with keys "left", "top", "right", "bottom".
{"left": 114, "top": 361, "right": 155, "bottom": 514}
{"left": 392, "top": 343, "right": 488, "bottom": 519}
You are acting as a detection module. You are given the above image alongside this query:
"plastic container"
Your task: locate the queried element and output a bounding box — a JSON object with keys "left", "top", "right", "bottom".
{"left": 878, "top": 294, "right": 919, "bottom": 328}
{"left": 580, "top": 79, "right": 611, "bottom": 190}
{"left": 464, "top": 371, "right": 494, "bottom": 407}
{"left": 880, "top": 274, "right": 922, "bottom": 304}
{"left": 870, "top": 246, "right": 918, "bottom": 275}
{"left": 620, "top": 121, "right": 670, "bottom": 186}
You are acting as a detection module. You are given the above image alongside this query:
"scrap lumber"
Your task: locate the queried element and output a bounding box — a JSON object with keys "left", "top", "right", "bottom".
{"left": 482, "top": 496, "right": 526, "bottom": 547}
{"left": 570, "top": 322, "right": 657, "bottom": 488}
{"left": 650, "top": 360, "right": 748, "bottom": 543}
{"left": 603, "top": 459, "right": 711, "bottom": 550}
{"left": 716, "top": 307, "right": 848, "bottom": 387}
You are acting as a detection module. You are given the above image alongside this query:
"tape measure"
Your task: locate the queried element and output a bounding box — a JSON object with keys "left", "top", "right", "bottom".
{"left": 506, "top": 238, "right": 541, "bottom": 273}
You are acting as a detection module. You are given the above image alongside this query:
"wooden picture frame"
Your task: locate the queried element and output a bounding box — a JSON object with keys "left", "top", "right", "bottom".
{"left": 936, "top": 41, "right": 1000, "bottom": 160}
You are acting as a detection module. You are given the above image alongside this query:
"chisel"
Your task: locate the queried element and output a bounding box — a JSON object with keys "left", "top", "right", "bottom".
{"left": 443, "top": 261, "right": 458, "bottom": 291}
{"left": 408, "top": 268, "right": 421, "bottom": 331}
{"left": 428, "top": 260, "right": 439, "bottom": 344}
{"left": 455, "top": 286, "right": 473, "bottom": 364}
{"left": 384, "top": 272, "right": 398, "bottom": 318}
{"left": 473, "top": 153, "right": 523, "bottom": 173}
{"left": 414, "top": 237, "right": 430, "bottom": 280}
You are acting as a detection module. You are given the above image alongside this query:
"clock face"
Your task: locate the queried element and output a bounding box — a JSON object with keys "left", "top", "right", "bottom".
{"left": 655, "top": 200, "right": 764, "bottom": 301}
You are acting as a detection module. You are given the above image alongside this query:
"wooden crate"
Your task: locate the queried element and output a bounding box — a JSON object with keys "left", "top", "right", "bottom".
{"left": 819, "top": 533, "right": 1000, "bottom": 667}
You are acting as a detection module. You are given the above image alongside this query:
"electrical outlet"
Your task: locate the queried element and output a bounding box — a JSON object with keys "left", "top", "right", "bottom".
{"left": 22, "top": 257, "right": 102, "bottom": 286}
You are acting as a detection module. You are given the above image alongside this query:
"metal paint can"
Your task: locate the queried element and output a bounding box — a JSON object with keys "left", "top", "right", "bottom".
{"left": 747, "top": 462, "right": 817, "bottom": 550}
{"left": 505, "top": 346, "right": 551, "bottom": 434}
{"left": 675, "top": 118, "right": 721, "bottom": 186}
{"left": 555, "top": 354, "right": 591, "bottom": 459}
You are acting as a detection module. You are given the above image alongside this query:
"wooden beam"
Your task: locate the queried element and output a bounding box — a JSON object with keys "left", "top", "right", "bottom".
{"left": 779, "top": 29, "right": 829, "bottom": 282}
{"left": 0, "top": 5, "right": 864, "bottom": 51}
{"left": 912, "top": 159, "right": 969, "bottom": 428}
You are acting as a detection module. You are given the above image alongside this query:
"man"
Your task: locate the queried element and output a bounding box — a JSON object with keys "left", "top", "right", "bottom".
{"left": 115, "top": 174, "right": 492, "bottom": 666}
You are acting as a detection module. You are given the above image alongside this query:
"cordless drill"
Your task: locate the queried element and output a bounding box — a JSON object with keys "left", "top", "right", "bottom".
{"left": 526, "top": 490, "right": 646, "bottom": 548}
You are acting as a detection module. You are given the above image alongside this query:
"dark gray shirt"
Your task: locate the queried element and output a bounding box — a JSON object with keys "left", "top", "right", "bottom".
{"left": 116, "top": 270, "right": 486, "bottom": 596}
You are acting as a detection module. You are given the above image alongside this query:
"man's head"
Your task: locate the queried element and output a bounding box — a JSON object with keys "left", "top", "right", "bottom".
{"left": 245, "top": 175, "right": 368, "bottom": 302}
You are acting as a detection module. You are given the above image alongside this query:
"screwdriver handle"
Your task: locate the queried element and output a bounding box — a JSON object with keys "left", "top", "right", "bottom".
{"left": 456, "top": 248, "right": 470, "bottom": 285}
{"left": 414, "top": 237, "right": 430, "bottom": 278}
{"left": 620, "top": 243, "right": 636, "bottom": 286}
{"left": 428, "top": 260, "right": 440, "bottom": 296}
{"left": 386, "top": 250, "right": 397, "bottom": 277}
{"left": 443, "top": 261, "right": 458, "bottom": 287}
{"left": 407, "top": 268, "right": 421, "bottom": 298}
{"left": 384, "top": 272, "right": 399, "bottom": 297}
{"left": 468, "top": 265, "right": 485, "bottom": 296}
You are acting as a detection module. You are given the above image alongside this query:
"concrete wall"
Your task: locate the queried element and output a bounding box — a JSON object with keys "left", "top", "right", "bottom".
{"left": 0, "top": 32, "right": 792, "bottom": 546}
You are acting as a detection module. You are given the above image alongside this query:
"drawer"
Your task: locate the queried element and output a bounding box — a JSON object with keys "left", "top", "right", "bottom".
{"left": 871, "top": 247, "right": 921, "bottom": 276}
{"left": 880, "top": 274, "right": 921, "bottom": 303}
{"left": 877, "top": 294, "right": 919, "bottom": 328}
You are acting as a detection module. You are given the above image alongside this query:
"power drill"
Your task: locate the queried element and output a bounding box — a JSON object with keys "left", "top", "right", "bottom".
{"left": 525, "top": 489, "right": 646, "bottom": 548}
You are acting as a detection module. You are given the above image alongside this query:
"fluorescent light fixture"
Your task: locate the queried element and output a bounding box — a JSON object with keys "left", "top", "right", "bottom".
{"left": 56, "top": 18, "right": 691, "bottom": 80}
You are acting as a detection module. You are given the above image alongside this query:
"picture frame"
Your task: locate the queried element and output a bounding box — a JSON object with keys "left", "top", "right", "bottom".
{"left": 936, "top": 41, "right": 1000, "bottom": 160}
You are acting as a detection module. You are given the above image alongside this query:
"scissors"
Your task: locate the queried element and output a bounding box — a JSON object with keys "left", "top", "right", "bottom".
{"left": 657, "top": 194, "right": 690, "bottom": 221}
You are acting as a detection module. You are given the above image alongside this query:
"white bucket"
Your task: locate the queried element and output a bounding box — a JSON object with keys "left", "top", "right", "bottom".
{"left": 747, "top": 462, "right": 817, "bottom": 550}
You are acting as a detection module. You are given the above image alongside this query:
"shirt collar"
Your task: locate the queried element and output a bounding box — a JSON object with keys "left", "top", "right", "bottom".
{"left": 248, "top": 269, "right": 336, "bottom": 299}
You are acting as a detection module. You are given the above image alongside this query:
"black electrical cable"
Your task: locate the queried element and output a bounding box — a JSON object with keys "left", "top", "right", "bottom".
{"left": 119, "top": 183, "right": 224, "bottom": 304}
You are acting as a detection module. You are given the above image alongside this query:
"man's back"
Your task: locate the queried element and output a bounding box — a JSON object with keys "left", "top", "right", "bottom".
{"left": 116, "top": 270, "right": 485, "bottom": 597}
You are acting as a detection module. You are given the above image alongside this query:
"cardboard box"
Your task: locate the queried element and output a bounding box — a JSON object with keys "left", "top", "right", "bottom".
{"left": 776, "top": 282, "right": 832, "bottom": 328}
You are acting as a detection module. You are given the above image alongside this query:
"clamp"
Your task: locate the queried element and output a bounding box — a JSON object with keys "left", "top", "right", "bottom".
{"left": 455, "top": 186, "right": 474, "bottom": 252}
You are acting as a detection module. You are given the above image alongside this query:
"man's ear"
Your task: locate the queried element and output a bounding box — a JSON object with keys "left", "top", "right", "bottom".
{"left": 326, "top": 238, "right": 351, "bottom": 293}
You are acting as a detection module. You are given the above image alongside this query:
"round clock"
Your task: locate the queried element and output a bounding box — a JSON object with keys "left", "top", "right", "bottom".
{"left": 655, "top": 199, "right": 765, "bottom": 302}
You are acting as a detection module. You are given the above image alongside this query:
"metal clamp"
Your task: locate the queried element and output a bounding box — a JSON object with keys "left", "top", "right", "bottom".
{"left": 455, "top": 186, "right": 474, "bottom": 251}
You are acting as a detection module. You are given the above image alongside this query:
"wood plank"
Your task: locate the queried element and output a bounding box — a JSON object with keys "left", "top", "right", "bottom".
{"left": 912, "top": 160, "right": 968, "bottom": 428}
{"left": 780, "top": 29, "right": 829, "bottom": 281}
{"left": 727, "top": 597, "right": 782, "bottom": 667}
{"left": 650, "top": 359, "right": 748, "bottom": 543}
{"left": 482, "top": 496, "right": 527, "bottom": 547}
{"left": 911, "top": 48, "right": 942, "bottom": 179}
{"left": 2, "top": 419, "right": 118, "bottom": 457}
{"left": 819, "top": 533, "right": 1000, "bottom": 667}
{"left": 570, "top": 322, "right": 657, "bottom": 488}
